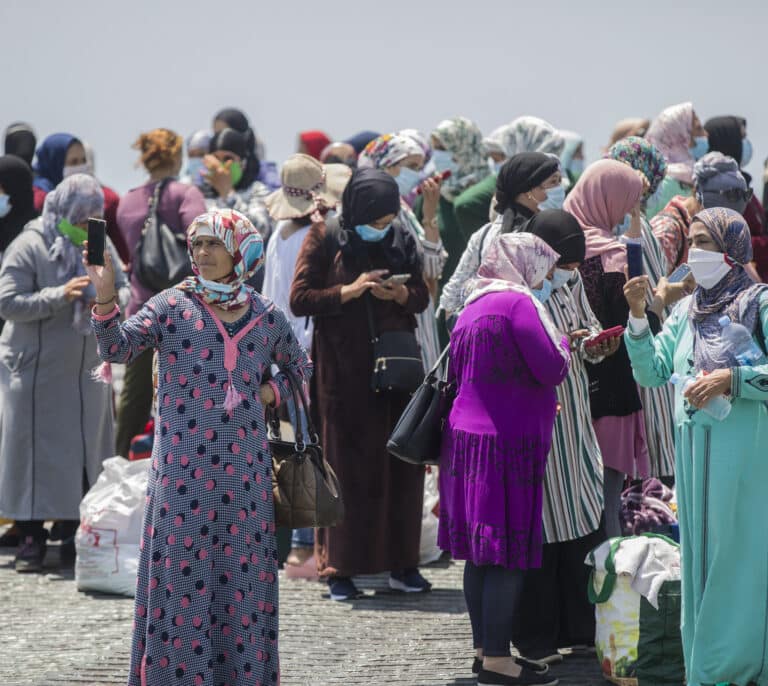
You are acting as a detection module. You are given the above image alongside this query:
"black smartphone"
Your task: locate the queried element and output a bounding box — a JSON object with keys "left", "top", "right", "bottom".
{"left": 87, "top": 218, "right": 106, "bottom": 266}
{"left": 626, "top": 240, "right": 644, "bottom": 279}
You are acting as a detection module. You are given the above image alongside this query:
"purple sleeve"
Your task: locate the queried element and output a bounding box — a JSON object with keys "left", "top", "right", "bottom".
{"left": 177, "top": 185, "right": 207, "bottom": 231}
{"left": 512, "top": 296, "right": 570, "bottom": 386}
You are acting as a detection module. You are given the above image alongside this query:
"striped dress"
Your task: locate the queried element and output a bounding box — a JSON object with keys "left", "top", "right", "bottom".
{"left": 541, "top": 275, "right": 605, "bottom": 543}
{"left": 638, "top": 218, "right": 676, "bottom": 477}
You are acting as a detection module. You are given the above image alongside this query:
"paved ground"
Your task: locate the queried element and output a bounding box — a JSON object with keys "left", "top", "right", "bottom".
{"left": 0, "top": 540, "right": 604, "bottom": 686}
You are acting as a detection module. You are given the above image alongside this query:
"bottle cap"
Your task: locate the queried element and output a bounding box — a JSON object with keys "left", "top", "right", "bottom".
{"left": 669, "top": 372, "right": 681, "bottom": 385}
{"left": 719, "top": 315, "right": 731, "bottom": 327}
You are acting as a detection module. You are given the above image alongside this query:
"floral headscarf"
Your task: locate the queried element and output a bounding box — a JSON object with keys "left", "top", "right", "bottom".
{"left": 432, "top": 117, "right": 490, "bottom": 199}
{"left": 398, "top": 129, "right": 432, "bottom": 163}
{"left": 178, "top": 208, "right": 264, "bottom": 310}
{"left": 689, "top": 208, "right": 768, "bottom": 373}
{"left": 645, "top": 102, "right": 696, "bottom": 185}
{"left": 464, "top": 233, "right": 569, "bottom": 364}
{"left": 42, "top": 173, "right": 103, "bottom": 334}
{"left": 358, "top": 133, "right": 423, "bottom": 170}
{"left": 483, "top": 116, "right": 565, "bottom": 159}
{"left": 605, "top": 136, "right": 667, "bottom": 200}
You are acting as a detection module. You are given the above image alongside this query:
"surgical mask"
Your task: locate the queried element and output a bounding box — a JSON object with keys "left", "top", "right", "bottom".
{"left": 187, "top": 158, "right": 206, "bottom": 184}
{"left": 431, "top": 149, "right": 458, "bottom": 175}
{"left": 355, "top": 223, "right": 391, "bottom": 242}
{"left": 57, "top": 218, "right": 88, "bottom": 246}
{"left": 741, "top": 137, "right": 753, "bottom": 166}
{"left": 687, "top": 248, "right": 733, "bottom": 289}
{"left": 689, "top": 136, "right": 709, "bottom": 161}
{"left": 569, "top": 158, "right": 585, "bottom": 178}
{"left": 538, "top": 184, "right": 566, "bottom": 211}
{"left": 63, "top": 163, "right": 91, "bottom": 178}
{"left": 550, "top": 268, "right": 575, "bottom": 291}
{"left": 615, "top": 213, "right": 632, "bottom": 236}
{"left": 530, "top": 278, "right": 553, "bottom": 304}
{"left": 229, "top": 160, "right": 244, "bottom": 186}
{"left": 0, "top": 194, "right": 11, "bottom": 218}
{"left": 395, "top": 167, "right": 421, "bottom": 196}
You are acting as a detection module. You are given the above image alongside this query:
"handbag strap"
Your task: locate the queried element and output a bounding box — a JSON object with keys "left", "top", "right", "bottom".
{"left": 364, "top": 293, "right": 378, "bottom": 343}
{"left": 268, "top": 366, "right": 319, "bottom": 449}
{"left": 142, "top": 178, "right": 170, "bottom": 235}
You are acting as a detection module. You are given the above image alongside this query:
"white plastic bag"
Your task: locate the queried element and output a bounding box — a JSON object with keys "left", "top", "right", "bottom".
{"left": 75, "top": 456, "right": 149, "bottom": 596}
{"left": 420, "top": 466, "right": 442, "bottom": 565}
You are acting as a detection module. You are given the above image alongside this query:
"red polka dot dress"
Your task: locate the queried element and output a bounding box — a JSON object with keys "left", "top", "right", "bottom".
{"left": 92, "top": 289, "right": 312, "bottom": 686}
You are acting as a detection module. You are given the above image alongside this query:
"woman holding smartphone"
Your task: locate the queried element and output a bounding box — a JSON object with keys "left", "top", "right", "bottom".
{"left": 290, "top": 168, "right": 431, "bottom": 601}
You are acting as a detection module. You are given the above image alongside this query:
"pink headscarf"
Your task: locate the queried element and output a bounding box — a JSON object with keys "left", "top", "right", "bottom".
{"left": 563, "top": 159, "right": 643, "bottom": 274}
{"left": 645, "top": 102, "right": 696, "bottom": 185}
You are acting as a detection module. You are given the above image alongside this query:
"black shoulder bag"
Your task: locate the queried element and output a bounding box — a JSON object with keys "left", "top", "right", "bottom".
{"left": 134, "top": 179, "right": 194, "bottom": 292}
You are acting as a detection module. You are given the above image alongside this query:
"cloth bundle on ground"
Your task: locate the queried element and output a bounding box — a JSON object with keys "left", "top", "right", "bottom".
{"left": 587, "top": 534, "right": 683, "bottom": 685}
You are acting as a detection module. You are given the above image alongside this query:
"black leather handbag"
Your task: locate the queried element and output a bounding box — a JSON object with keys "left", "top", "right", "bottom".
{"left": 133, "top": 179, "right": 194, "bottom": 292}
{"left": 387, "top": 345, "right": 454, "bottom": 465}
{"left": 365, "top": 295, "right": 424, "bottom": 394}
{"left": 267, "top": 367, "right": 344, "bottom": 529}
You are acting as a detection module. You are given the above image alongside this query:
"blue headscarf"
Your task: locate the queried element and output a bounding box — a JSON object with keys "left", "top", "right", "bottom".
{"left": 689, "top": 208, "right": 768, "bottom": 372}
{"left": 33, "top": 133, "right": 80, "bottom": 192}
{"left": 344, "top": 131, "right": 381, "bottom": 154}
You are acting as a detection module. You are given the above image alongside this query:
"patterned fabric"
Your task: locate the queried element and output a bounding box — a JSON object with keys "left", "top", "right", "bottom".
{"left": 645, "top": 102, "right": 696, "bottom": 185}
{"left": 92, "top": 289, "right": 312, "bottom": 686}
{"left": 483, "top": 116, "right": 564, "bottom": 158}
{"left": 204, "top": 180, "right": 274, "bottom": 241}
{"left": 563, "top": 159, "right": 644, "bottom": 274}
{"left": 41, "top": 173, "right": 104, "bottom": 334}
{"left": 605, "top": 136, "right": 668, "bottom": 200}
{"left": 178, "top": 208, "right": 264, "bottom": 311}
{"left": 398, "top": 128, "right": 432, "bottom": 163}
{"left": 650, "top": 196, "right": 692, "bottom": 271}
{"left": 689, "top": 208, "right": 768, "bottom": 373}
{"left": 358, "top": 133, "right": 423, "bottom": 170}
{"left": 432, "top": 117, "right": 491, "bottom": 199}
{"left": 465, "top": 232, "right": 569, "bottom": 364}
{"left": 559, "top": 130, "right": 583, "bottom": 174}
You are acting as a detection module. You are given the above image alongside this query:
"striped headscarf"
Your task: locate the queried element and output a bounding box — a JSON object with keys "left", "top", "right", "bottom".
{"left": 178, "top": 208, "right": 264, "bottom": 310}
{"left": 605, "top": 136, "right": 668, "bottom": 200}
{"left": 432, "top": 117, "right": 490, "bottom": 199}
{"left": 645, "top": 102, "right": 696, "bottom": 185}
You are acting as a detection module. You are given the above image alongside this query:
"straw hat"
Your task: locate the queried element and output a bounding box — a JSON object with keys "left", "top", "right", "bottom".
{"left": 265, "top": 154, "right": 351, "bottom": 220}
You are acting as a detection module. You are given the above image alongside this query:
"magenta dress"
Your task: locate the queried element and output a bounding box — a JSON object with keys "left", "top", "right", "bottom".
{"left": 438, "top": 291, "right": 570, "bottom": 570}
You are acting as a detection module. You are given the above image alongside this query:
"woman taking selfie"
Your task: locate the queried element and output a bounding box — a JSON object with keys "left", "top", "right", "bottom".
{"left": 624, "top": 208, "right": 768, "bottom": 686}
{"left": 87, "top": 208, "right": 311, "bottom": 686}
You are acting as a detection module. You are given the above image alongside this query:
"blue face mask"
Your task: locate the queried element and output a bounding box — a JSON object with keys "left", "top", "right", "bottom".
{"left": 538, "top": 184, "right": 566, "bottom": 211}
{"left": 0, "top": 194, "right": 11, "bottom": 219}
{"left": 569, "top": 158, "right": 585, "bottom": 178}
{"left": 355, "top": 223, "right": 391, "bottom": 242}
{"left": 690, "top": 136, "right": 709, "bottom": 161}
{"left": 395, "top": 167, "right": 421, "bottom": 197}
{"left": 550, "top": 268, "right": 575, "bottom": 291}
{"left": 431, "top": 149, "right": 459, "bottom": 175}
{"left": 530, "top": 278, "right": 553, "bottom": 304}
{"left": 615, "top": 212, "right": 632, "bottom": 236}
{"left": 741, "top": 137, "right": 753, "bottom": 166}
{"left": 187, "top": 158, "right": 206, "bottom": 185}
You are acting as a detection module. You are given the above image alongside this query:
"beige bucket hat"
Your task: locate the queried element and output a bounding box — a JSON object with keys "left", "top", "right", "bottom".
{"left": 265, "top": 153, "right": 351, "bottom": 220}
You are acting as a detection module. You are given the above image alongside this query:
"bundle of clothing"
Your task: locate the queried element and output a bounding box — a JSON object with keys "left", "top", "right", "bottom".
{"left": 620, "top": 478, "right": 677, "bottom": 536}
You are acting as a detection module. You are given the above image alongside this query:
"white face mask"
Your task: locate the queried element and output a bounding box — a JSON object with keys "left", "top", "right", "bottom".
{"left": 550, "top": 267, "right": 575, "bottom": 290}
{"left": 63, "top": 163, "right": 92, "bottom": 178}
{"left": 687, "top": 248, "right": 733, "bottom": 289}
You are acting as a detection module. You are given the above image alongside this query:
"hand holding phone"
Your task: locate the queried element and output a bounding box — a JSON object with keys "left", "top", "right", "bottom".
{"left": 379, "top": 273, "right": 411, "bottom": 287}
{"left": 584, "top": 325, "right": 626, "bottom": 349}
{"left": 416, "top": 170, "right": 452, "bottom": 195}
{"left": 668, "top": 263, "right": 692, "bottom": 284}
{"left": 626, "top": 239, "right": 643, "bottom": 279}
{"left": 87, "top": 218, "right": 106, "bottom": 266}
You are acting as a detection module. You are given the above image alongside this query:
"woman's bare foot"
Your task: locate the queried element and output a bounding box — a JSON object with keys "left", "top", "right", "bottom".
{"left": 483, "top": 656, "right": 522, "bottom": 678}
{"left": 286, "top": 547, "right": 313, "bottom": 566}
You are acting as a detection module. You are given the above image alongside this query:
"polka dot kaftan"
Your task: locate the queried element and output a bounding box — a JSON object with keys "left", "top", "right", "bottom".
{"left": 92, "top": 288, "right": 312, "bottom": 686}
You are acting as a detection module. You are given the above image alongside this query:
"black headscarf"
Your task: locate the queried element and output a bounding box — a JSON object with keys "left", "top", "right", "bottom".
{"left": 0, "top": 155, "right": 37, "bottom": 252}
{"left": 495, "top": 152, "right": 560, "bottom": 213}
{"left": 704, "top": 116, "right": 745, "bottom": 166}
{"left": 4, "top": 123, "right": 36, "bottom": 166}
{"left": 212, "top": 107, "right": 260, "bottom": 185}
{"left": 523, "top": 209, "right": 586, "bottom": 265}
{"left": 337, "top": 168, "right": 417, "bottom": 272}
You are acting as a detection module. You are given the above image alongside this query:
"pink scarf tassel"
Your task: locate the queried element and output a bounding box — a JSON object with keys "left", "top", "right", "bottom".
{"left": 91, "top": 361, "right": 113, "bottom": 384}
{"left": 222, "top": 372, "right": 242, "bottom": 415}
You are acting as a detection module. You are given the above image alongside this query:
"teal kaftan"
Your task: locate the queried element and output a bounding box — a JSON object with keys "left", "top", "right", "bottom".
{"left": 625, "top": 294, "right": 768, "bottom": 686}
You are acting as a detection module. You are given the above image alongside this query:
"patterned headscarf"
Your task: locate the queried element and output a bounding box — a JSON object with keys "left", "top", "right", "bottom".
{"left": 178, "top": 209, "right": 264, "bottom": 310}
{"left": 605, "top": 136, "right": 667, "bottom": 200}
{"left": 464, "top": 232, "right": 568, "bottom": 364}
{"left": 645, "top": 103, "right": 696, "bottom": 185}
{"left": 559, "top": 130, "right": 584, "bottom": 174}
{"left": 563, "top": 159, "right": 643, "bottom": 274}
{"left": 689, "top": 208, "right": 768, "bottom": 373}
{"left": 41, "top": 173, "right": 104, "bottom": 334}
{"left": 483, "top": 116, "right": 565, "bottom": 159}
{"left": 432, "top": 117, "right": 490, "bottom": 199}
{"left": 358, "top": 133, "right": 423, "bottom": 170}
{"left": 398, "top": 129, "right": 432, "bottom": 163}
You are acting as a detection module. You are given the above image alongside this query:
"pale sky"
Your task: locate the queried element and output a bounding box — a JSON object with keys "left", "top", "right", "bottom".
{"left": 4, "top": 0, "right": 768, "bottom": 195}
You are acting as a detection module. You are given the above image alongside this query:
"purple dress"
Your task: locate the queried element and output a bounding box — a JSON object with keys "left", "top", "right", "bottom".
{"left": 92, "top": 289, "right": 312, "bottom": 686}
{"left": 438, "top": 291, "right": 570, "bottom": 570}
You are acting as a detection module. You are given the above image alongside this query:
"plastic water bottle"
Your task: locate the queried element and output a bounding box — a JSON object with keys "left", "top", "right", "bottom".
{"left": 669, "top": 373, "right": 732, "bottom": 421}
{"left": 719, "top": 316, "right": 766, "bottom": 366}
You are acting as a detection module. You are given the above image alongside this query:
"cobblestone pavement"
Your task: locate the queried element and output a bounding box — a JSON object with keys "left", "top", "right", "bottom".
{"left": 1, "top": 543, "right": 604, "bottom": 686}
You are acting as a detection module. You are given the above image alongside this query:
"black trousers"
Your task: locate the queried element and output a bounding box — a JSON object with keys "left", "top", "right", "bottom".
{"left": 16, "top": 520, "right": 78, "bottom": 543}
{"left": 512, "top": 527, "right": 606, "bottom": 657}
{"left": 115, "top": 348, "right": 154, "bottom": 458}
{"left": 463, "top": 562, "right": 525, "bottom": 657}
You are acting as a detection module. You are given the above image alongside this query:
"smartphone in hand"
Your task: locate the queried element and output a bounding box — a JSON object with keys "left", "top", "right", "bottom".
{"left": 379, "top": 273, "right": 411, "bottom": 287}
{"left": 626, "top": 240, "right": 643, "bottom": 279}
{"left": 668, "top": 263, "right": 692, "bottom": 284}
{"left": 87, "top": 218, "right": 106, "bottom": 266}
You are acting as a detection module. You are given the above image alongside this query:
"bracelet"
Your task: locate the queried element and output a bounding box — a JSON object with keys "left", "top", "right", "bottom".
{"left": 95, "top": 294, "right": 117, "bottom": 305}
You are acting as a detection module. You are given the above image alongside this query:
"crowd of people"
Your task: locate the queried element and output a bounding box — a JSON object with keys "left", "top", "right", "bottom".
{"left": 0, "top": 102, "right": 766, "bottom": 686}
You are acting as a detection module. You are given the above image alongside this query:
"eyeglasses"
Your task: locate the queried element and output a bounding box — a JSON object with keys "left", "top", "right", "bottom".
{"left": 702, "top": 188, "right": 753, "bottom": 203}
